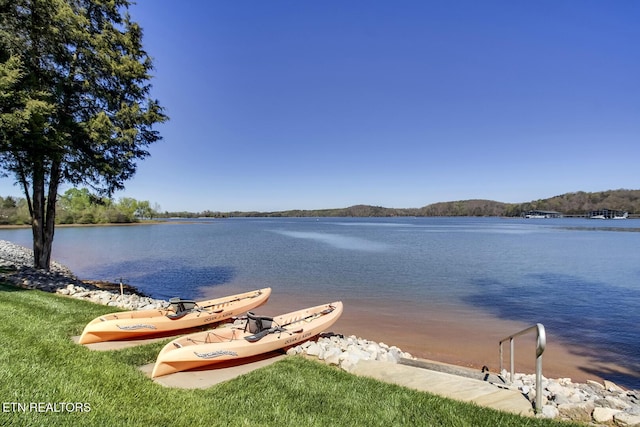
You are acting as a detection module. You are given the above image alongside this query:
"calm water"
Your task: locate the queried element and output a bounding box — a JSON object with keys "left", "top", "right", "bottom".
{"left": 2, "top": 217, "right": 639, "bottom": 387}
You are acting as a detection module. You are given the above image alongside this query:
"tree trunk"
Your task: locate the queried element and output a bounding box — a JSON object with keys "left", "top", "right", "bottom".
{"left": 31, "top": 165, "right": 47, "bottom": 269}
{"left": 30, "top": 161, "right": 60, "bottom": 270}
{"left": 43, "top": 160, "right": 61, "bottom": 269}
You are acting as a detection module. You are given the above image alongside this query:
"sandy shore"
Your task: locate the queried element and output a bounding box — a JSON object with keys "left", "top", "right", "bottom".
{"left": 200, "top": 284, "right": 633, "bottom": 385}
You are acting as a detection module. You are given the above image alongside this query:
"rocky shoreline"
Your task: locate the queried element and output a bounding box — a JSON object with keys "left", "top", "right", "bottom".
{"left": 0, "top": 239, "right": 638, "bottom": 425}
{"left": 0, "top": 240, "right": 168, "bottom": 310}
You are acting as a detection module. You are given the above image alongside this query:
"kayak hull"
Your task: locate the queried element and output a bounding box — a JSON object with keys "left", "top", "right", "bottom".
{"left": 151, "top": 301, "right": 343, "bottom": 377}
{"left": 78, "top": 288, "right": 271, "bottom": 344}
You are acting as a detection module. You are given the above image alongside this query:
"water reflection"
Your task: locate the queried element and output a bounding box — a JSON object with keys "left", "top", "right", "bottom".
{"left": 86, "top": 258, "right": 236, "bottom": 300}
{"left": 465, "top": 273, "right": 640, "bottom": 389}
{"left": 271, "top": 230, "right": 390, "bottom": 252}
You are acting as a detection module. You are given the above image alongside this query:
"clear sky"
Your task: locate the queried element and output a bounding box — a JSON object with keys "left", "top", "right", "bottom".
{"left": 2, "top": 1, "right": 638, "bottom": 212}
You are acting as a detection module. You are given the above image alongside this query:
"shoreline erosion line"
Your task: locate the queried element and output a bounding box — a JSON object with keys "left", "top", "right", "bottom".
{"left": 1, "top": 239, "right": 639, "bottom": 424}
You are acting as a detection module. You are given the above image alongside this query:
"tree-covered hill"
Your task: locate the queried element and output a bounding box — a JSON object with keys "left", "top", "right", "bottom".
{"left": 220, "top": 189, "right": 640, "bottom": 218}
{"left": 514, "top": 189, "right": 640, "bottom": 216}
{"left": 2, "top": 188, "right": 638, "bottom": 223}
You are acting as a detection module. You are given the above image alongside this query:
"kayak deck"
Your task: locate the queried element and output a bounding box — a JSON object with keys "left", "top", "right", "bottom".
{"left": 78, "top": 288, "right": 271, "bottom": 344}
{"left": 151, "top": 301, "right": 343, "bottom": 377}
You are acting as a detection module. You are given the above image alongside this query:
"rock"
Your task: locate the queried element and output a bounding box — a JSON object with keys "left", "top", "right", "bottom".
{"left": 286, "top": 347, "right": 299, "bottom": 356}
{"left": 72, "top": 291, "right": 90, "bottom": 298}
{"left": 614, "top": 412, "right": 640, "bottom": 427}
{"left": 365, "top": 343, "right": 379, "bottom": 360}
{"left": 558, "top": 378, "right": 573, "bottom": 386}
{"left": 568, "top": 390, "right": 585, "bottom": 403}
{"left": 339, "top": 357, "right": 357, "bottom": 373}
{"left": 540, "top": 405, "right": 559, "bottom": 419}
{"left": 547, "top": 381, "right": 566, "bottom": 398}
{"left": 557, "top": 401, "right": 595, "bottom": 423}
{"left": 347, "top": 346, "right": 372, "bottom": 361}
{"left": 545, "top": 380, "right": 571, "bottom": 405}
{"left": 553, "top": 393, "right": 571, "bottom": 405}
{"left": 323, "top": 347, "right": 342, "bottom": 365}
{"left": 597, "top": 396, "right": 632, "bottom": 410}
{"left": 605, "top": 380, "right": 626, "bottom": 393}
{"left": 383, "top": 349, "right": 401, "bottom": 363}
{"left": 339, "top": 352, "right": 362, "bottom": 372}
{"left": 305, "top": 342, "right": 322, "bottom": 357}
{"left": 592, "top": 407, "right": 620, "bottom": 424}
{"left": 587, "top": 380, "right": 606, "bottom": 391}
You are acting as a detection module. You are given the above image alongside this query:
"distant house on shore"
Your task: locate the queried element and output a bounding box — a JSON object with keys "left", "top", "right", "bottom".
{"left": 588, "top": 209, "right": 628, "bottom": 219}
{"left": 522, "top": 210, "right": 562, "bottom": 218}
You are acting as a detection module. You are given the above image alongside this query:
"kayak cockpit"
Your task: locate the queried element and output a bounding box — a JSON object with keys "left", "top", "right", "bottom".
{"left": 244, "top": 311, "right": 274, "bottom": 334}
{"left": 167, "top": 297, "right": 198, "bottom": 319}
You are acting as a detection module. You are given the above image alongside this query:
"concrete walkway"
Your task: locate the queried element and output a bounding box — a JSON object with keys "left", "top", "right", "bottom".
{"left": 351, "top": 359, "right": 534, "bottom": 416}
{"left": 142, "top": 353, "right": 534, "bottom": 416}
{"left": 77, "top": 336, "right": 534, "bottom": 415}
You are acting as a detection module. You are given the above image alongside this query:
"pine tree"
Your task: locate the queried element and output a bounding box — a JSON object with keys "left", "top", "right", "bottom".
{"left": 0, "top": 0, "right": 167, "bottom": 269}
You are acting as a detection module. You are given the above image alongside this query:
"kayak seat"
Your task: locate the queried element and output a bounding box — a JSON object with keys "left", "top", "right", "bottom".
{"left": 245, "top": 311, "right": 274, "bottom": 334}
{"left": 167, "top": 297, "right": 197, "bottom": 319}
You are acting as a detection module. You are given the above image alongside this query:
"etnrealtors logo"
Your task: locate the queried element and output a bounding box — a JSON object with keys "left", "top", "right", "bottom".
{"left": 2, "top": 402, "right": 91, "bottom": 413}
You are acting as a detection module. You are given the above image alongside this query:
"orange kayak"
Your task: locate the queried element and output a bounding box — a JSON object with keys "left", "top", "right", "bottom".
{"left": 151, "top": 301, "right": 343, "bottom": 378}
{"left": 79, "top": 288, "right": 271, "bottom": 344}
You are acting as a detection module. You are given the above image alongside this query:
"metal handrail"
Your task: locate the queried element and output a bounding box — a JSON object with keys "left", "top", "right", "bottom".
{"left": 499, "top": 323, "right": 546, "bottom": 413}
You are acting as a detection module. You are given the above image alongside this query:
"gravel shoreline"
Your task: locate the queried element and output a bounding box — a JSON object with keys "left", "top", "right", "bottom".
{"left": 1, "top": 239, "right": 638, "bottom": 424}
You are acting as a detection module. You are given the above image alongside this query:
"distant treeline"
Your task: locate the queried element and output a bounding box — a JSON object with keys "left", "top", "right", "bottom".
{"left": 0, "top": 188, "right": 157, "bottom": 225}
{"left": 3, "top": 188, "right": 637, "bottom": 225}
{"left": 161, "top": 189, "right": 640, "bottom": 218}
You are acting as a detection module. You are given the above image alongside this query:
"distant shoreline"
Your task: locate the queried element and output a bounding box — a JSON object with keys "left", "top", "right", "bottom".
{"left": 2, "top": 217, "right": 640, "bottom": 233}
{"left": 0, "top": 221, "right": 162, "bottom": 230}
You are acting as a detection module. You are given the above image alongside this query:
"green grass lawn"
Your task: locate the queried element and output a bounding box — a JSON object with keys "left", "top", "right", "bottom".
{"left": 0, "top": 283, "right": 579, "bottom": 426}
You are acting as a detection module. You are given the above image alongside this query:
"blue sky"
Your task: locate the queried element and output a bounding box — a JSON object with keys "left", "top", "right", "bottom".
{"left": 2, "top": 1, "right": 639, "bottom": 212}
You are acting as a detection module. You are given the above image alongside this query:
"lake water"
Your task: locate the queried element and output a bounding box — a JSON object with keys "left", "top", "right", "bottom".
{"left": 1, "top": 217, "right": 639, "bottom": 388}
